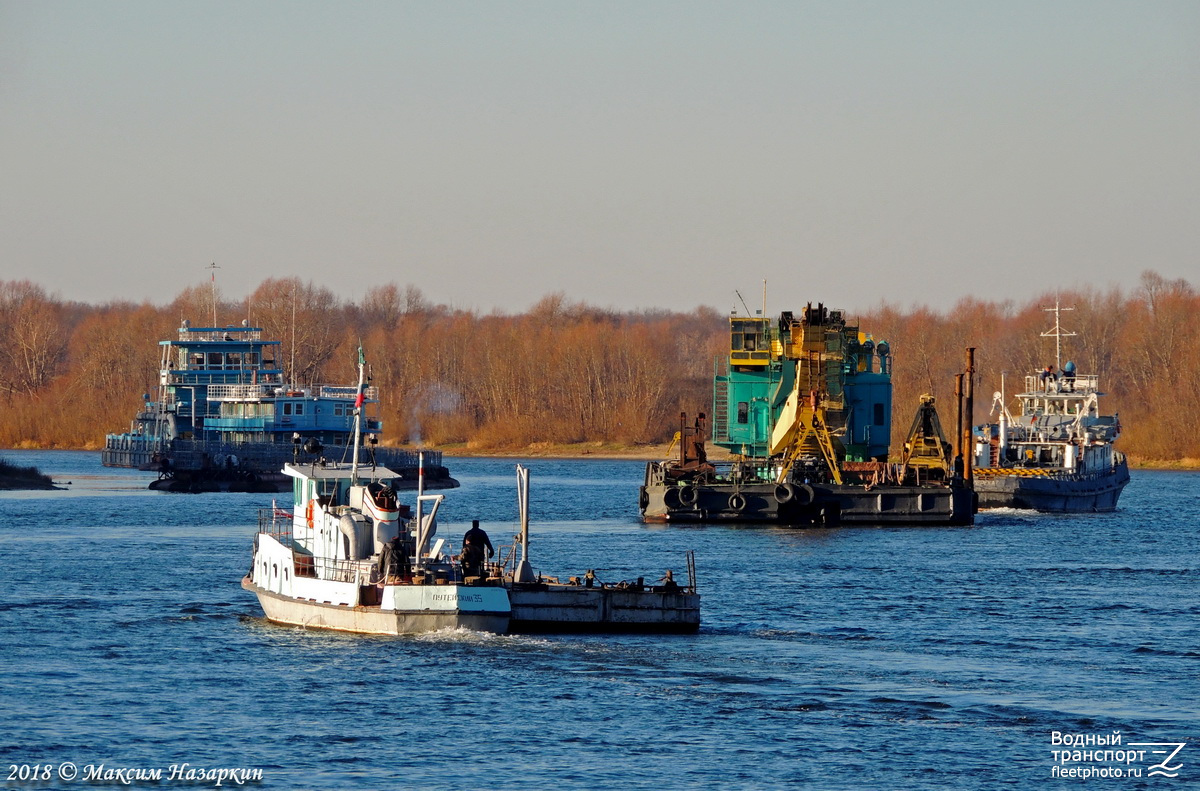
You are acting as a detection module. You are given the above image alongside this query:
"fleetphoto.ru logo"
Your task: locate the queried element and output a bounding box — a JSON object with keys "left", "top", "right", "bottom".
{"left": 1051, "top": 731, "right": 1187, "bottom": 780}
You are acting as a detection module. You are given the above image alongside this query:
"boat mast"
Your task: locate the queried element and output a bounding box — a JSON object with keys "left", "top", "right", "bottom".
{"left": 289, "top": 284, "right": 297, "bottom": 388}
{"left": 350, "top": 346, "right": 366, "bottom": 482}
{"left": 1041, "top": 299, "right": 1076, "bottom": 371}
{"left": 206, "top": 262, "right": 220, "bottom": 326}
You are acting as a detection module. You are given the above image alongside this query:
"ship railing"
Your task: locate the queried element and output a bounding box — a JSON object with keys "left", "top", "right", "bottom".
{"left": 648, "top": 458, "right": 777, "bottom": 486}
{"left": 205, "top": 383, "right": 379, "bottom": 401}
{"left": 208, "top": 384, "right": 282, "bottom": 400}
{"left": 315, "top": 385, "right": 379, "bottom": 400}
{"left": 257, "top": 507, "right": 297, "bottom": 538}
{"left": 312, "top": 556, "right": 375, "bottom": 583}
{"left": 167, "top": 372, "right": 283, "bottom": 384}
{"left": 253, "top": 512, "right": 375, "bottom": 582}
{"left": 177, "top": 329, "right": 263, "bottom": 342}
{"left": 101, "top": 434, "right": 171, "bottom": 467}
{"left": 1022, "top": 373, "right": 1100, "bottom": 395}
{"left": 973, "top": 462, "right": 1123, "bottom": 480}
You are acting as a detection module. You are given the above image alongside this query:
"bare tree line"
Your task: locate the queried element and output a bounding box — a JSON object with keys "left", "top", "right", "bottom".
{"left": 0, "top": 272, "right": 1196, "bottom": 461}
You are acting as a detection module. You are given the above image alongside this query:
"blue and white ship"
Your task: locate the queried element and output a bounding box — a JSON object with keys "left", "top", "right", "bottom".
{"left": 102, "top": 320, "right": 456, "bottom": 492}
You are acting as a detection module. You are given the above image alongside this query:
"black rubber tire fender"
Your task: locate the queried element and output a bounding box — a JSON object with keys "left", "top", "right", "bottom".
{"left": 663, "top": 486, "right": 682, "bottom": 508}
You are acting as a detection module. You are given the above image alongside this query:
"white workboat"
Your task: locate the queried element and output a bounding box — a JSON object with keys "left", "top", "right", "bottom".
{"left": 243, "top": 459, "right": 511, "bottom": 635}
{"left": 243, "top": 348, "right": 700, "bottom": 636}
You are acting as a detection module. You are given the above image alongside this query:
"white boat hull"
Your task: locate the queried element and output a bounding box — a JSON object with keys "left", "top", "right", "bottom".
{"left": 243, "top": 578, "right": 510, "bottom": 635}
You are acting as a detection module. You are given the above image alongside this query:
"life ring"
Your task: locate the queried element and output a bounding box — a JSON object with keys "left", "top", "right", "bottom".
{"left": 728, "top": 493, "right": 747, "bottom": 512}
{"left": 679, "top": 485, "right": 698, "bottom": 506}
{"left": 774, "top": 483, "right": 795, "bottom": 504}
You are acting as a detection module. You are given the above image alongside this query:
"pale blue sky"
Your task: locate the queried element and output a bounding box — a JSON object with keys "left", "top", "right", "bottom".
{"left": 3, "top": 1, "right": 1197, "bottom": 314}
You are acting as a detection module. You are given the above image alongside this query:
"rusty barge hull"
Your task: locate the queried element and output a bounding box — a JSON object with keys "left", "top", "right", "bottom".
{"left": 640, "top": 480, "right": 975, "bottom": 526}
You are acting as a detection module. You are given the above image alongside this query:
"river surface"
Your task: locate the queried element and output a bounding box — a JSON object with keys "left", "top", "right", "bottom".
{"left": 1, "top": 451, "right": 1197, "bottom": 790}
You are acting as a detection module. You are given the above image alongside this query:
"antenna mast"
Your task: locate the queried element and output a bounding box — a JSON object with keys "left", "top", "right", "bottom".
{"left": 290, "top": 283, "right": 297, "bottom": 387}
{"left": 1041, "top": 299, "right": 1076, "bottom": 370}
{"left": 351, "top": 346, "right": 366, "bottom": 482}
{"left": 206, "top": 262, "right": 221, "bottom": 326}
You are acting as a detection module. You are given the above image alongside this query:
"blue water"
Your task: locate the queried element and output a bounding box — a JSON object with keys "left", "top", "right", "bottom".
{"left": 2, "top": 451, "right": 1198, "bottom": 790}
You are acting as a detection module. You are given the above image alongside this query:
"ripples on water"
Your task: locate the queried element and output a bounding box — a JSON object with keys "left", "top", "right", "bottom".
{"left": 1, "top": 452, "right": 1198, "bottom": 789}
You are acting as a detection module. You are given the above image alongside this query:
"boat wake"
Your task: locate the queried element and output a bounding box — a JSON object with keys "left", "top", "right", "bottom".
{"left": 413, "top": 627, "right": 553, "bottom": 647}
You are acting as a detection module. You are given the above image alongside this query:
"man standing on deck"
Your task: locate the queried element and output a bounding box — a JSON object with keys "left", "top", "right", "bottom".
{"left": 461, "top": 520, "right": 494, "bottom": 581}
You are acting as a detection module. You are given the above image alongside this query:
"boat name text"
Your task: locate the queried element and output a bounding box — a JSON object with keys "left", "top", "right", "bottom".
{"left": 432, "top": 593, "right": 484, "bottom": 603}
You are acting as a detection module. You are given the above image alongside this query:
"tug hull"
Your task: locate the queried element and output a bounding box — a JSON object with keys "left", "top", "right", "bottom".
{"left": 974, "top": 460, "right": 1129, "bottom": 512}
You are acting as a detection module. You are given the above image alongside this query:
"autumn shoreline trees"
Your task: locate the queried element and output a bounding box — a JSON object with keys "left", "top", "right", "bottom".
{"left": 1, "top": 273, "right": 1197, "bottom": 463}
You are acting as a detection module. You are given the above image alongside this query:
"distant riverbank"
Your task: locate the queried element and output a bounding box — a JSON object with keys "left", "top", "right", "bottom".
{"left": 4, "top": 443, "right": 1197, "bottom": 471}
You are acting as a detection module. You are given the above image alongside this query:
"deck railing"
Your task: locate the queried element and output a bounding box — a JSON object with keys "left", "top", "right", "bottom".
{"left": 206, "top": 384, "right": 379, "bottom": 401}
{"left": 1022, "top": 373, "right": 1100, "bottom": 395}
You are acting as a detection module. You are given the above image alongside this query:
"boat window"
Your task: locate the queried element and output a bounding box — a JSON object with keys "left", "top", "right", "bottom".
{"left": 207, "top": 352, "right": 223, "bottom": 368}
{"left": 190, "top": 352, "right": 205, "bottom": 369}
{"left": 283, "top": 403, "right": 292, "bottom": 416}
{"left": 334, "top": 405, "right": 343, "bottom": 416}
{"left": 731, "top": 331, "right": 744, "bottom": 350}
{"left": 295, "top": 403, "right": 304, "bottom": 415}
{"left": 226, "top": 352, "right": 242, "bottom": 366}
{"left": 246, "top": 352, "right": 260, "bottom": 366}
{"left": 737, "top": 402, "right": 749, "bottom": 424}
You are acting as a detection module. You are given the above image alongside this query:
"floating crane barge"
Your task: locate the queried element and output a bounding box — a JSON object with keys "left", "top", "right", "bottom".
{"left": 639, "top": 304, "right": 975, "bottom": 526}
